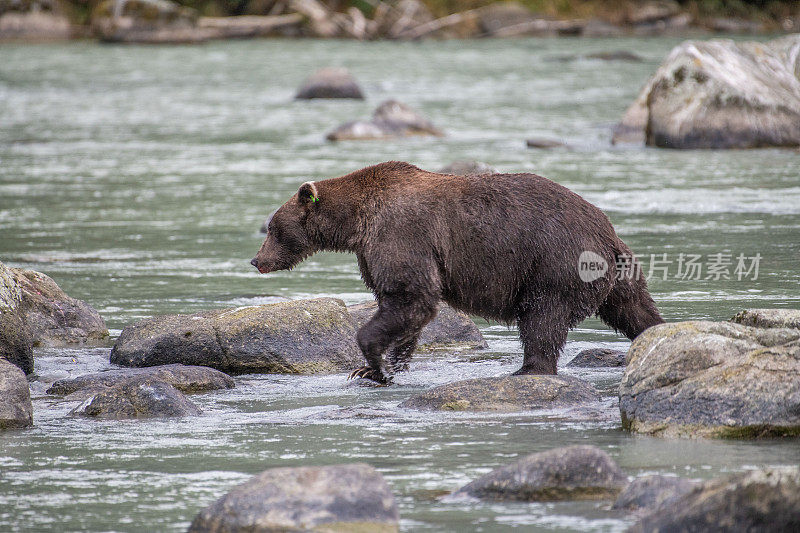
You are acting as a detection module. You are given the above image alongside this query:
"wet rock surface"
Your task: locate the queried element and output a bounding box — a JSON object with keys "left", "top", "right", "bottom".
{"left": 401, "top": 374, "right": 599, "bottom": 411}
{"left": 566, "top": 347, "right": 626, "bottom": 368}
{"left": 1, "top": 262, "right": 34, "bottom": 374}
{"left": 110, "top": 298, "right": 362, "bottom": 375}
{"left": 47, "top": 364, "right": 234, "bottom": 397}
{"left": 326, "top": 99, "right": 443, "bottom": 141}
{"left": 188, "top": 463, "right": 399, "bottom": 532}
{"left": 731, "top": 308, "right": 800, "bottom": 329}
{"left": 10, "top": 266, "right": 108, "bottom": 347}
{"left": 349, "top": 301, "right": 486, "bottom": 351}
{"left": 0, "top": 358, "right": 33, "bottom": 429}
{"left": 72, "top": 378, "right": 202, "bottom": 419}
{"left": 619, "top": 318, "right": 800, "bottom": 438}
{"left": 295, "top": 67, "right": 364, "bottom": 99}
{"left": 613, "top": 34, "right": 800, "bottom": 148}
{"left": 612, "top": 475, "right": 696, "bottom": 513}
{"left": 455, "top": 445, "right": 627, "bottom": 501}
{"left": 629, "top": 467, "right": 800, "bottom": 532}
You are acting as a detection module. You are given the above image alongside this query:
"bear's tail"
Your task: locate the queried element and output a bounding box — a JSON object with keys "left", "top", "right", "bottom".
{"left": 596, "top": 242, "right": 665, "bottom": 340}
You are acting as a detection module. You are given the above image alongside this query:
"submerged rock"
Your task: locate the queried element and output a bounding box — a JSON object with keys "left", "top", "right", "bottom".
{"left": 0, "top": 358, "right": 33, "bottom": 429}
{"left": 326, "top": 99, "right": 444, "bottom": 141}
{"left": 72, "top": 378, "right": 202, "bottom": 419}
{"left": 437, "top": 161, "right": 498, "bottom": 175}
{"left": 47, "top": 364, "right": 234, "bottom": 397}
{"left": 348, "top": 301, "right": 486, "bottom": 351}
{"left": 110, "top": 298, "right": 361, "bottom": 375}
{"left": 400, "top": 375, "right": 599, "bottom": 411}
{"left": 295, "top": 67, "right": 364, "bottom": 99}
{"left": 455, "top": 445, "right": 626, "bottom": 501}
{"left": 612, "top": 475, "right": 696, "bottom": 513}
{"left": 566, "top": 348, "right": 626, "bottom": 368}
{"left": 9, "top": 267, "right": 108, "bottom": 347}
{"left": 613, "top": 34, "right": 800, "bottom": 148}
{"left": 629, "top": 467, "right": 800, "bottom": 532}
{"left": 619, "top": 317, "right": 800, "bottom": 438}
{"left": 188, "top": 463, "right": 399, "bottom": 532}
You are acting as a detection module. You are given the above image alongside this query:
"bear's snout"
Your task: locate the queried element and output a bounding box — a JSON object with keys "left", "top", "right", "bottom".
{"left": 250, "top": 258, "right": 258, "bottom": 268}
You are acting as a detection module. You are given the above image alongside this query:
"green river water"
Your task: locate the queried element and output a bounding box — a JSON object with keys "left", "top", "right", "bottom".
{"left": 1, "top": 37, "right": 799, "bottom": 532}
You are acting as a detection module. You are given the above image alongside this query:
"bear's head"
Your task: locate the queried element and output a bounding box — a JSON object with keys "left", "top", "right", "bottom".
{"left": 251, "top": 181, "right": 319, "bottom": 274}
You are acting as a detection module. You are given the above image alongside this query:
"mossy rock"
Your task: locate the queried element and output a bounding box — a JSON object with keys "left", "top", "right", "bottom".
{"left": 110, "top": 298, "right": 362, "bottom": 375}
{"left": 400, "top": 374, "right": 599, "bottom": 412}
{"left": 619, "top": 317, "right": 800, "bottom": 438}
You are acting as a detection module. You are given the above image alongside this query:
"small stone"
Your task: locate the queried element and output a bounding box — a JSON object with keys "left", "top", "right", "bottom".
{"left": 400, "top": 374, "right": 599, "bottom": 411}
{"left": 295, "top": 67, "right": 364, "bottom": 100}
{"left": 526, "top": 137, "right": 567, "bottom": 149}
{"left": 455, "top": 445, "right": 627, "bottom": 501}
{"left": 326, "top": 100, "right": 443, "bottom": 141}
{"left": 72, "top": 378, "right": 202, "bottom": 419}
{"left": 0, "top": 358, "right": 33, "bottom": 429}
{"left": 566, "top": 348, "right": 626, "bottom": 368}
{"left": 188, "top": 463, "right": 399, "bottom": 532}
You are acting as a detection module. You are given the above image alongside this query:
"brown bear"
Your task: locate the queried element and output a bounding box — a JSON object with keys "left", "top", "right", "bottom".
{"left": 251, "top": 161, "right": 663, "bottom": 384}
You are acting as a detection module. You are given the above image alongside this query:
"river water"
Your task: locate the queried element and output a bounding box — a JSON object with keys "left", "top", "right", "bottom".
{"left": 1, "top": 37, "right": 799, "bottom": 532}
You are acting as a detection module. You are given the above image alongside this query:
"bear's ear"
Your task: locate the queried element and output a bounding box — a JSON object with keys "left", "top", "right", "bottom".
{"left": 297, "top": 181, "right": 320, "bottom": 207}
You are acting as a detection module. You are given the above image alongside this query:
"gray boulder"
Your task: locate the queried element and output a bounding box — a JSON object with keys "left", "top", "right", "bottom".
{"left": 566, "top": 348, "right": 626, "bottom": 368}
{"left": 9, "top": 266, "right": 108, "bottom": 347}
{"left": 0, "top": 358, "right": 33, "bottom": 429}
{"left": 326, "top": 99, "right": 444, "bottom": 141}
{"left": 295, "top": 67, "right": 364, "bottom": 100}
{"left": 731, "top": 308, "right": 800, "bottom": 329}
{"left": 455, "top": 445, "right": 627, "bottom": 501}
{"left": 629, "top": 467, "right": 800, "bottom": 532}
{"left": 0, "top": 261, "right": 34, "bottom": 374}
{"left": 613, "top": 34, "right": 800, "bottom": 148}
{"left": 619, "top": 317, "right": 800, "bottom": 438}
{"left": 400, "top": 375, "right": 599, "bottom": 411}
{"left": 110, "top": 298, "right": 362, "bottom": 375}
{"left": 188, "top": 463, "right": 399, "bottom": 532}
{"left": 437, "top": 161, "right": 498, "bottom": 175}
{"left": 47, "top": 364, "right": 234, "bottom": 398}
{"left": 72, "top": 378, "right": 202, "bottom": 419}
{"left": 612, "top": 475, "right": 697, "bottom": 513}
{"left": 348, "top": 301, "right": 486, "bottom": 351}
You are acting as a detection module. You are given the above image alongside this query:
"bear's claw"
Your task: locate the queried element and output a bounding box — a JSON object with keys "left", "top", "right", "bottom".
{"left": 348, "top": 366, "right": 391, "bottom": 385}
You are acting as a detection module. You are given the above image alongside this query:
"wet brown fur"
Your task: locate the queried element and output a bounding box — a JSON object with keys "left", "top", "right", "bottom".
{"left": 253, "top": 161, "right": 664, "bottom": 381}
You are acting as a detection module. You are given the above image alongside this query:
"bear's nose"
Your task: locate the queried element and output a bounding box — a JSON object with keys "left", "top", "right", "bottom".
{"left": 250, "top": 258, "right": 258, "bottom": 268}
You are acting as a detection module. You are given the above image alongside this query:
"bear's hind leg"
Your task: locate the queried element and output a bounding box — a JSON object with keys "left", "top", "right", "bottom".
{"left": 513, "top": 301, "right": 573, "bottom": 375}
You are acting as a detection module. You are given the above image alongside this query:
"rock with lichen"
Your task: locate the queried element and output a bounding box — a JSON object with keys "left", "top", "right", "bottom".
{"left": 110, "top": 298, "right": 362, "bottom": 374}
{"left": 619, "top": 314, "right": 800, "bottom": 438}
{"left": 401, "top": 375, "right": 599, "bottom": 412}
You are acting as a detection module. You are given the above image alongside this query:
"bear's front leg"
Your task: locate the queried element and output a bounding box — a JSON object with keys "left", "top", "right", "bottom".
{"left": 349, "top": 295, "right": 436, "bottom": 385}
